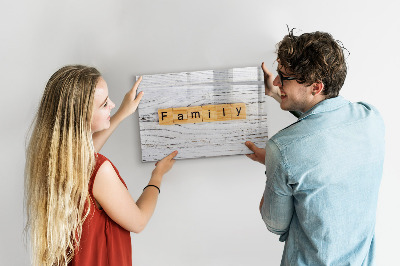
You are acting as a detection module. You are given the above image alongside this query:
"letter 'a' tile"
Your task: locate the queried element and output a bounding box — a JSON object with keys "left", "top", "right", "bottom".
{"left": 172, "top": 107, "right": 189, "bottom": 124}
{"left": 202, "top": 105, "right": 217, "bottom": 122}
{"left": 187, "top": 106, "right": 203, "bottom": 123}
{"left": 158, "top": 108, "right": 173, "bottom": 125}
{"left": 216, "top": 104, "right": 232, "bottom": 121}
{"left": 230, "top": 103, "right": 246, "bottom": 120}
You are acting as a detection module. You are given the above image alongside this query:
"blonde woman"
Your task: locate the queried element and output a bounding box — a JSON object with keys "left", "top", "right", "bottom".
{"left": 25, "top": 65, "right": 177, "bottom": 266}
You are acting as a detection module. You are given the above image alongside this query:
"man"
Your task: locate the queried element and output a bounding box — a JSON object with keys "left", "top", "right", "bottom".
{"left": 245, "top": 31, "right": 385, "bottom": 265}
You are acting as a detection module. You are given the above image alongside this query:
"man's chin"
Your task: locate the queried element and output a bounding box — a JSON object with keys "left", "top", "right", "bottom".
{"left": 279, "top": 103, "right": 290, "bottom": 111}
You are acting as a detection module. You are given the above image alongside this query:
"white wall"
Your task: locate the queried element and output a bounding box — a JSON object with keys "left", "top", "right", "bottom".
{"left": 1, "top": 0, "right": 399, "bottom": 265}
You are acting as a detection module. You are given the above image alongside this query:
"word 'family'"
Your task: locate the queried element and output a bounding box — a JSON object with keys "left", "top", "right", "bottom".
{"left": 158, "top": 103, "right": 246, "bottom": 125}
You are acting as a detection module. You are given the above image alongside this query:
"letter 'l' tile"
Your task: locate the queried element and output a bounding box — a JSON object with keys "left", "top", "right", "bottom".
{"left": 216, "top": 104, "right": 232, "bottom": 121}
{"left": 158, "top": 108, "right": 173, "bottom": 125}
{"left": 230, "top": 103, "right": 246, "bottom": 120}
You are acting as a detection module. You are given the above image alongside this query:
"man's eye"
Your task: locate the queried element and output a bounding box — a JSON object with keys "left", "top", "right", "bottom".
{"left": 103, "top": 101, "right": 108, "bottom": 107}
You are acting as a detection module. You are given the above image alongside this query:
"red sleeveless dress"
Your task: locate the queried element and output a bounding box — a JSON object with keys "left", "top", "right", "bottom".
{"left": 69, "top": 153, "right": 132, "bottom": 266}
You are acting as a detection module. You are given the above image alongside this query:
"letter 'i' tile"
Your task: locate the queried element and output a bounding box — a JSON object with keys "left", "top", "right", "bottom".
{"left": 172, "top": 107, "right": 189, "bottom": 124}
{"left": 158, "top": 108, "right": 173, "bottom": 125}
{"left": 187, "top": 106, "right": 203, "bottom": 123}
{"left": 230, "top": 103, "right": 246, "bottom": 120}
{"left": 216, "top": 104, "right": 232, "bottom": 121}
{"left": 202, "top": 105, "right": 217, "bottom": 122}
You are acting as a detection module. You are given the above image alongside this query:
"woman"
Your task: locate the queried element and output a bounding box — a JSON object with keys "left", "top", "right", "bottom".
{"left": 25, "top": 65, "right": 177, "bottom": 265}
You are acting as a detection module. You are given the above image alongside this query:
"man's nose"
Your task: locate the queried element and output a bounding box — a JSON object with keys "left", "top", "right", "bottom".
{"left": 273, "top": 75, "right": 281, "bottom": 87}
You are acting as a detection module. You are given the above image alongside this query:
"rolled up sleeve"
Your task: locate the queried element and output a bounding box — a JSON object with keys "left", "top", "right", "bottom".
{"left": 260, "top": 140, "right": 294, "bottom": 241}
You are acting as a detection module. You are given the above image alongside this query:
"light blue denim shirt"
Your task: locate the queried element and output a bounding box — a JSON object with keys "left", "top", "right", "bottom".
{"left": 261, "top": 96, "right": 385, "bottom": 266}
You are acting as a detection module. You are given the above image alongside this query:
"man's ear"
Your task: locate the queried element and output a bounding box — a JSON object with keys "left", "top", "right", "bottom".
{"left": 312, "top": 82, "right": 324, "bottom": 96}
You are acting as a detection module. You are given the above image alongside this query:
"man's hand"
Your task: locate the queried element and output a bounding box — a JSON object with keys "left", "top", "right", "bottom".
{"left": 262, "top": 62, "right": 281, "bottom": 103}
{"left": 245, "top": 141, "right": 266, "bottom": 165}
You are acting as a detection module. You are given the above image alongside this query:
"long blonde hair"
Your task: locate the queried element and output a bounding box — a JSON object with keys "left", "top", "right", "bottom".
{"left": 25, "top": 65, "right": 101, "bottom": 265}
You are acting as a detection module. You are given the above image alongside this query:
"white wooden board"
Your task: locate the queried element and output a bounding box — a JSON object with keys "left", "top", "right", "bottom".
{"left": 136, "top": 66, "right": 268, "bottom": 162}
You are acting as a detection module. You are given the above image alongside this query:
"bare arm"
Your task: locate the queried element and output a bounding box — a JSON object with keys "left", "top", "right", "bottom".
{"left": 93, "top": 77, "right": 144, "bottom": 152}
{"left": 93, "top": 151, "right": 178, "bottom": 233}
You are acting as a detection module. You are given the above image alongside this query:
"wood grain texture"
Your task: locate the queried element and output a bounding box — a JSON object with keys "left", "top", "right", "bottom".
{"left": 137, "top": 66, "right": 268, "bottom": 162}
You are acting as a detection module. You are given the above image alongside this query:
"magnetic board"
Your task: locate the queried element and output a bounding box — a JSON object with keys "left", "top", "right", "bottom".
{"left": 137, "top": 66, "right": 268, "bottom": 162}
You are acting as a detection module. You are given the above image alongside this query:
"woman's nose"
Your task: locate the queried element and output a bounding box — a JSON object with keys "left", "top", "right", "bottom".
{"left": 109, "top": 100, "right": 115, "bottom": 109}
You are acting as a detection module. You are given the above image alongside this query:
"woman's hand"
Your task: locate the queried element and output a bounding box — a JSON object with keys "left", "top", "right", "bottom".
{"left": 152, "top": 151, "right": 178, "bottom": 178}
{"left": 115, "top": 76, "right": 144, "bottom": 120}
{"left": 92, "top": 77, "right": 144, "bottom": 152}
{"left": 262, "top": 62, "right": 282, "bottom": 103}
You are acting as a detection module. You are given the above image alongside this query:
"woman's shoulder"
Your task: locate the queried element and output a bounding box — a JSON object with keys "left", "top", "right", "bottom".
{"left": 93, "top": 153, "right": 127, "bottom": 188}
{"left": 90, "top": 154, "right": 114, "bottom": 194}
{"left": 95, "top": 153, "right": 119, "bottom": 174}
{"left": 95, "top": 153, "right": 108, "bottom": 164}
{"left": 91, "top": 153, "right": 109, "bottom": 179}
{"left": 97, "top": 160, "right": 117, "bottom": 178}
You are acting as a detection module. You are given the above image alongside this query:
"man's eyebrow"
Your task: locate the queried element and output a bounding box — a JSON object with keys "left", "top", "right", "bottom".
{"left": 277, "top": 68, "right": 292, "bottom": 77}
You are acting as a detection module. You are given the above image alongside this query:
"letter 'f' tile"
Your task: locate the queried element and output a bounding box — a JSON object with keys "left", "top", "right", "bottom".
{"left": 158, "top": 108, "right": 173, "bottom": 125}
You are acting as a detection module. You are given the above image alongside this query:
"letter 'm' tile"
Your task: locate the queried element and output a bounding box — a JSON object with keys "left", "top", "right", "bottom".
{"left": 158, "top": 108, "right": 173, "bottom": 125}
{"left": 230, "top": 103, "right": 246, "bottom": 120}
{"left": 172, "top": 107, "right": 189, "bottom": 124}
{"left": 202, "top": 105, "right": 217, "bottom": 122}
{"left": 187, "top": 106, "right": 203, "bottom": 123}
{"left": 216, "top": 104, "right": 232, "bottom": 121}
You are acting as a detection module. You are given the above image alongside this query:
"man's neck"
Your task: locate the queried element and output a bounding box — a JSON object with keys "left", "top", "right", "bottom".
{"left": 301, "top": 95, "right": 327, "bottom": 113}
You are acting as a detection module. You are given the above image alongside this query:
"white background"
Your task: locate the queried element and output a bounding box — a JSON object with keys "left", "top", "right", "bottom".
{"left": 1, "top": 0, "right": 399, "bottom": 265}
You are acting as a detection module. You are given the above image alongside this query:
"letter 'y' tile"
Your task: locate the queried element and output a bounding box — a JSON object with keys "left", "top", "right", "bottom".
{"left": 230, "top": 103, "right": 246, "bottom": 120}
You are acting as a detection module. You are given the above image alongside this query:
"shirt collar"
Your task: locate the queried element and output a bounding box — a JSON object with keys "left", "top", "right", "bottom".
{"left": 298, "top": 95, "right": 350, "bottom": 121}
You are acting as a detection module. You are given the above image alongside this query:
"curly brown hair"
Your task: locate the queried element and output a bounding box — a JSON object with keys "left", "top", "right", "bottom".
{"left": 277, "top": 30, "right": 348, "bottom": 98}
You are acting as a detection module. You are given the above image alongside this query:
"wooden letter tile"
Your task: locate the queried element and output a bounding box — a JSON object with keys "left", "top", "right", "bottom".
{"left": 187, "top": 106, "right": 203, "bottom": 123}
{"left": 202, "top": 105, "right": 217, "bottom": 122}
{"left": 172, "top": 107, "right": 189, "bottom": 124}
{"left": 158, "top": 108, "right": 173, "bottom": 125}
{"left": 230, "top": 103, "right": 246, "bottom": 120}
{"left": 216, "top": 104, "right": 232, "bottom": 121}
